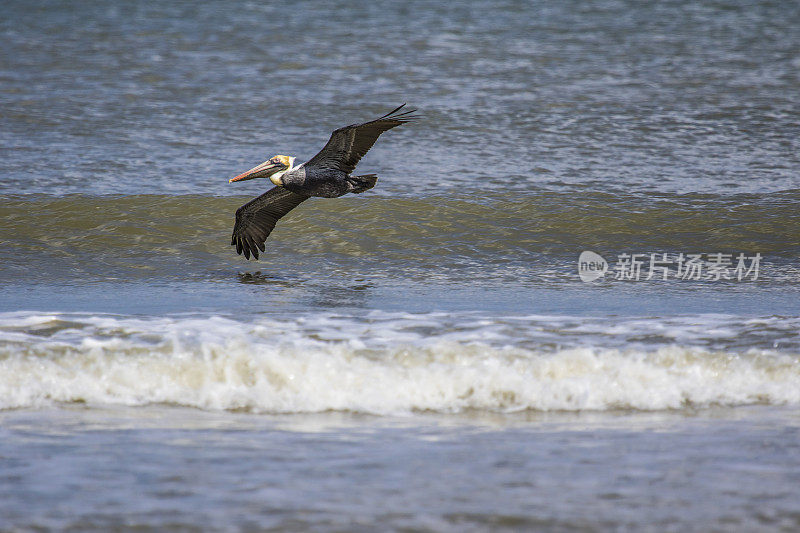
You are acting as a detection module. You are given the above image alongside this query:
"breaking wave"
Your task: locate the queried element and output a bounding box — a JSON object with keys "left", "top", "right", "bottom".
{"left": 1, "top": 311, "right": 798, "bottom": 414}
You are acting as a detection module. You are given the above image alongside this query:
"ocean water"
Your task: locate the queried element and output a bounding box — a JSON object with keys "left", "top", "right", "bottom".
{"left": 2, "top": 0, "right": 800, "bottom": 530}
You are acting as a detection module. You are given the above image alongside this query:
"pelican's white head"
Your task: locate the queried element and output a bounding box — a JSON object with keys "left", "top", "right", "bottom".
{"left": 228, "top": 155, "right": 296, "bottom": 185}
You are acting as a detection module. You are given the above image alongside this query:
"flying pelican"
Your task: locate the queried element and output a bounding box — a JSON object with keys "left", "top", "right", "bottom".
{"left": 227, "top": 104, "right": 417, "bottom": 259}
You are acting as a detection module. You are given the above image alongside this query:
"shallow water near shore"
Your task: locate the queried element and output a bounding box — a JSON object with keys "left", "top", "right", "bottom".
{"left": 2, "top": 0, "right": 800, "bottom": 530}
{"left": 2, "top": 405, "right": 800, "bottom": 531}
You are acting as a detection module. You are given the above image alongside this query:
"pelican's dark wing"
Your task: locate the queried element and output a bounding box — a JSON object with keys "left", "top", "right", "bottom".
{"left": 305, "top": 104, "right": 418, "bottom": 174}
{"left": 231, "top": 187, "right": 309, "bottom": 260}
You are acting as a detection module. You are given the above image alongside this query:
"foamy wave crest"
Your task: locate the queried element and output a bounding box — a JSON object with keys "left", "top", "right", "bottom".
{"left": 1, "top": 312, "right": 799, "bottom": 413}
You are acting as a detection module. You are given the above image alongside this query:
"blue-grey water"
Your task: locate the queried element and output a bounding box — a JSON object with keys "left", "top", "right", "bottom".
{"left": 2, "top": 0, "right": 800, "bottom": 530}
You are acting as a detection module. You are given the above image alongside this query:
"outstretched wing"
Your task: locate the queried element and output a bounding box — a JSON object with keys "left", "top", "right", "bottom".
{"left": 231, "top": 187, "right": 309, "bottom": 260}
{"left": 305, "top": 104, "right": 418, "bottom": 174}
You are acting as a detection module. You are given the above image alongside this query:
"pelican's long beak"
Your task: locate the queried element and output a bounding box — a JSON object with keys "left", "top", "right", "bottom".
{"left": 228, "top": 161, "right": 284, "bottom": 183}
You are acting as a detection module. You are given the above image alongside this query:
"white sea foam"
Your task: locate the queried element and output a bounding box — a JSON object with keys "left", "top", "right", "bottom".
{"left": 0, "top": 311, "right": 798, "bottom": 414}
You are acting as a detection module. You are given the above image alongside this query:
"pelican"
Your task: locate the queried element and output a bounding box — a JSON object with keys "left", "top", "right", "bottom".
{"left": 227, "top": 104, "right": 417, "bottom": 259}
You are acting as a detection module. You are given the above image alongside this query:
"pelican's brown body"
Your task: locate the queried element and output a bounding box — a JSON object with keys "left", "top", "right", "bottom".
{"left": 279, "top": 164, "right": 378, "bottom": 198}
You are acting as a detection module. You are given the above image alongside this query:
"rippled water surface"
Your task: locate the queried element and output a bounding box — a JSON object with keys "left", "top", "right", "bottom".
{"left": 2, "top": 0, "right": 800, "bottom": 530}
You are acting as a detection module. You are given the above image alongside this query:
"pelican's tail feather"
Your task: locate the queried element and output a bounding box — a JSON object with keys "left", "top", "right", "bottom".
{"left": 348, "top": 174, "right": 378, "bottom": 193}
